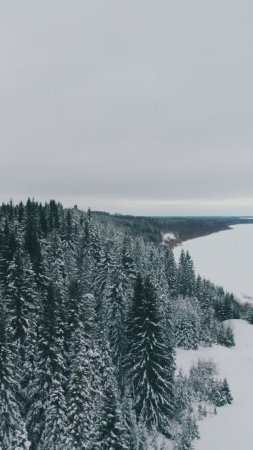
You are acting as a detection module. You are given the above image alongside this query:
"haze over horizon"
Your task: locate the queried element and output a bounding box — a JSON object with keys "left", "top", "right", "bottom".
{"left": 1, "top": 1, "right": 253, "bottom": 215}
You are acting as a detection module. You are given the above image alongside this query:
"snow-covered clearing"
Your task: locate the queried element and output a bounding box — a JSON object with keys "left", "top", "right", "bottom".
{"left": 177, "top": 319, "right": 253, "bottom": 450}
{"left": 163, "top": 232, "right": 176, "bottom": 242}
{"left": 174, "top": 224, "right": 253, "bottom": 304}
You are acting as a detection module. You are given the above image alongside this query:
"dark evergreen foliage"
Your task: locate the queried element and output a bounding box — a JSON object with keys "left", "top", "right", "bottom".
{"left": 126, "top": 274, "right": 175, "bottom": 436}
{"left": 217, "top": 323, "right": 235, "bottom": 347}
{"left": 0, "top": 304, "right": 29, "bottom": 449}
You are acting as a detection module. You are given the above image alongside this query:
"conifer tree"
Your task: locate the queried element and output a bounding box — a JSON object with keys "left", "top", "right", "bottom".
{"left": 105, "top": 266, "right": 128, "bottom": 376}
{"left": 66, "top": 292, "right": 100, "bottom": 449}
{"left": 126, "top": 274, "right": 175, "bottom": 437}
{"left": 93, "top": 248, "right": 114, "bottom": 319}
{"left": 93, "top": 381, "right": 129, "bottom": 450}
{"left": 174, "top": 297, "right": 200, "bottom": 349}
{"left": 6, "top": 247, "right": 38, "bottom": 360}
{"left": 0, "top": 219, "right": 18, "bottom": 289}
{"left": 217, "top": 323, "right": 235, "bottom": 347}
{"left": 220, "top": 378, "right": 233, "bottom": 405}
{"left": 163, "top": 248, "right": 177, "bottom": 297}
{"left": 26, "top": 282, "right": 66, "bottom": 448}
{"left": 0, "top": 305, "right": 30, "bottom": 449}
{"left": 93, "top": 341, "right": 130, "bottom": 450}
{"left": 66, "top": 347, "right": 97, "bottom": 449}
{"left": 177, "top": 250, "right": 195, "bottom": 297}
{"left": 121, "top": 235, "right": 136, "bottom": 281}
{"left": 24, "top": 199, "right": 43, "bottom": 278}
{"left": 39, "top": 378, "right": 69, "bottom": 450}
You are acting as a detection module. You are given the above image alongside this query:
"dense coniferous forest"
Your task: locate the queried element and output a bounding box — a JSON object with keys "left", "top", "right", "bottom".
{"left": 0, "top": 199, "right": 247, "bottom": 449}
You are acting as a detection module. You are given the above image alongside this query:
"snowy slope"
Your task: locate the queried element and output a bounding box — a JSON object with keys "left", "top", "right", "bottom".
{"left": 177, "top": 319, "right": 253, "bottom": 450}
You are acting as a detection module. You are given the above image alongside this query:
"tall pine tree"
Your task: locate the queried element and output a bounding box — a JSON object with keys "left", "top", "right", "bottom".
{"left": 126, "top": 274, "right": 175, "bottom": 437}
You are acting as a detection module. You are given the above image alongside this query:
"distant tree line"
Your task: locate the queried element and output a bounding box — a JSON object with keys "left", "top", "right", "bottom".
{"left": 92, "top": 211, "right": 253, "bottom": 245}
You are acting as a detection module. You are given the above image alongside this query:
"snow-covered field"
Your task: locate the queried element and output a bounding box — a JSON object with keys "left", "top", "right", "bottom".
{"left": 174, "top": 224, "right": 253, "bottom": 303}
{"left": 177, "top": 319, "right": 253, "bottom": 450}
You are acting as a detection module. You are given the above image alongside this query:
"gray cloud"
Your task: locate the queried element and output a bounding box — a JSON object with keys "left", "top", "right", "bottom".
{"left": 1, "top": 1, "right": 253, "bottom": 215}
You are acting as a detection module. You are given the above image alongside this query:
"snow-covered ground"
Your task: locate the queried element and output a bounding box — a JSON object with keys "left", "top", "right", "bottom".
{"left": 163, "top": 232, "right": 176, "bottom": 243}
{"left": 177, "top": 319, "right": 253, "bottom": 450}
{"left": 174, "top": 224, "right": 253, "bottom": 304}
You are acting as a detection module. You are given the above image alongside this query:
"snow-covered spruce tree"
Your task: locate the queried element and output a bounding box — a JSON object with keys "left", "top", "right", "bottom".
{"left": 94, "top": 384, "right": 130, "bottom": 450}
{"left": 173, "top": 297, "right": 200, "bottom": 350}
{"left": 195, "top": 276, "right": 216, "bottom": 345}
{"left": 121, "top": 234, "right": 137, "bottom": 281}
{"left": 174, "top": 370, "right": 193, "bottom": 423}
{"left": 163, "top": 247, "right": 178, "bottom": 298}
{"left": 121, "top": 394, "right": 149, "bottom": 450}
{"left": 247, "top": 307, "right": 253, "bottom": 324}
{"left": 105, "top": 264, "right": 130, "bottom": 381}
{"left": 189, "top": 359, "right": 217, "bottom": 403}
{"left": 92, "top": 340, "right": 130, "bottom": 450}
{"left": 62, "top": 209, "right": 74, "bottom": 246}
{"left": 93, "top": 246, "right": 118, "bottom": 322}
{"left": 219, "top": 378, "right": 233, "bottom": 405}
{"left": 26, "top": 281, "right": 67, "bottom": 449}
{"left": 217, "top": 323, "right": 235, "bottom": 347}
{"left": 62, "top": 215, "right": 79, "bottom": 285}
{"left": 66, "top": 343, "right": 100, "bottom": 449}
{"left": 132, "top": 237, "right": 150, "bottom": 275}
{"left": 176, "top": 413, "right": 199, "bottom": 450}
{"left": 22, "top": 307, "right": 41, "bottom": 422}
{"left": 65, "top": 273, "right": 97, "bottom": 354}
{"left": 6, "top": 247, "right": 38, "bottom": 359}
{"left": 209, "top": 377, "right": 233, "bottom": 408}
{"left": 214, "top": 290, "right": 240, "bottom": 323}
{"left": 92, "top": 380, "right": 129, "bottom": 450}
{"left": 188, "top": 358, "right": 233, "bottom": 412}
{"left": 38, "top": 378, "right": 69, "bottom": 450}
{"left": 177, "top": 250, "right": 195, "bottom": 298}
{"left": 79, "top": 211, "right": 101, "bottom": 263}
{"left": 0, "top": 304, "right": 30, "bottom": 449}
{"left": 45, "top": 231, "right": 66, "bottom": 284}
{"left": 48, "top": 199, "right": 61, "bottom": 232}
{"left": 0, "top": 219, "right": 19, "bottom": 290}
{"left": 185, "top": 251, "right": 196, "bottom": 296}
{"left": 38, "top": 203, "right": 48, "bottom": 236}
{"left": 177, "top": 250, "right": 185, "bottom": 296}
{"left": 23, "top": 198, "right": 44, "bottom": 281}
{"left": 126, "top": 273, "right": 175, "bottom": 437}
{"left": 173, "top": 369, "right": 200, "bottom": 450}
{"left": 65, "top": 279, "right": 84, "bottom": 348}
{"left": 226, "top": 293, "right": 240, "bottom": 319}
{"left": 66, "top": 292, "right": 101, "bottom": 449}
{"left": 151, "top": 250, "right": 176, "bottom": 373}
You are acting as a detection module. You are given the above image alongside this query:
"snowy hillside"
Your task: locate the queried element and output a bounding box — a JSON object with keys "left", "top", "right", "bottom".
{"left": 177, "top": 319, "right": 253, "bottom": 450}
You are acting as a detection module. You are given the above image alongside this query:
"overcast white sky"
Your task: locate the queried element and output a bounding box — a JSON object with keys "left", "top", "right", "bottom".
{"left": 1, "top": 1, "right": 253, "bottom": 215}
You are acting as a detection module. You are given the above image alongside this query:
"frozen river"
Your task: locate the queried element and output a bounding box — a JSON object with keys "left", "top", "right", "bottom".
{"left": 173, "top": 224, "right": 253, "bottom": 303}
